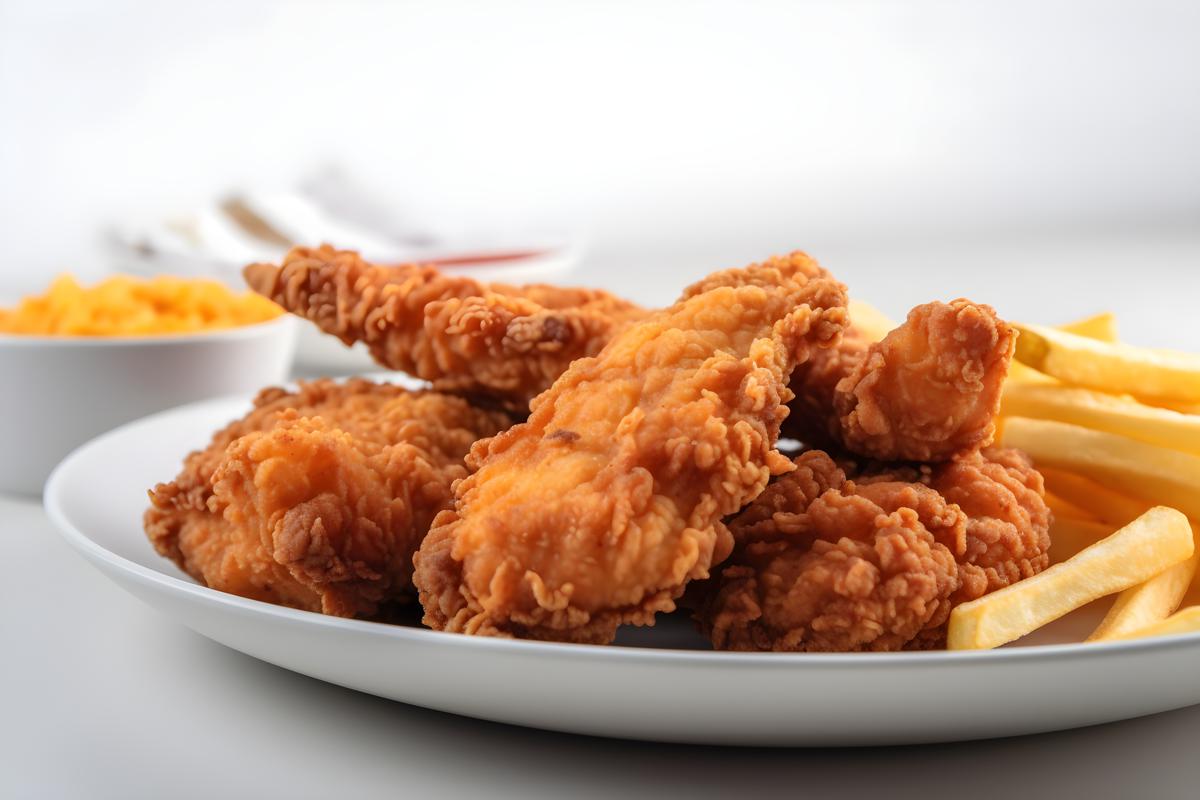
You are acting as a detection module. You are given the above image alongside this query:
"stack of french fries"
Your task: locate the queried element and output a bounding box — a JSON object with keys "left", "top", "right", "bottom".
{"left": 947, "top": 312, "right": 1200, "bottom": 649}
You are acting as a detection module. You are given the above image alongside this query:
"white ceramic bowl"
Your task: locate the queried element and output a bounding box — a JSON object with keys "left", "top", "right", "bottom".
{"left": 0, "top": 316, "right": 296, "bottom": 496}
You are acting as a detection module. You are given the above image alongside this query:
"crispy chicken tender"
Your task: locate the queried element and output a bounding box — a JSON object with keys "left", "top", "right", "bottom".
{"left": 783, "top": 325, "right": 872, "bottom": 446}
{"left": 786, "top": 299, "right": 1016, "bottom": 462}
{"left": 413, "top": 253, "right": 849, "bottom": 644}
{"left": 905, "top": 447, "right": 1053, "bottom": 610}
{"left": 145, "top": 379, "right": 510, "bottom": 617}
{"left": 243, "top": 245, "right": 648, "bottom": 409}
{"left": 698, "top": 448, "right": 1050, "bottom": 652}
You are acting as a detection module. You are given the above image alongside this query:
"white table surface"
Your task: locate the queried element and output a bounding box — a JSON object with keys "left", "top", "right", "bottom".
{"left": 5, "top": 231, "right": 1200, "bottom": 798}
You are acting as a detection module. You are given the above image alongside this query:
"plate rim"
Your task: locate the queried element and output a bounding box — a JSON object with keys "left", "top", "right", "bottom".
{"left": 44, "top": 391, "right": 1200, "bottom": 669}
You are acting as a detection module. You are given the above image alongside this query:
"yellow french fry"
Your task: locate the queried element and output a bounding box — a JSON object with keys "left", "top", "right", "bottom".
{"left": 1038, "top": 467, "right": 1149, "bottom": 528}
{"left": 1045, "top": 491, "right": 1097, "bottom": 523}
{"left": 1140, "top": 397, "right": 1200, "bottom": 416}
{"left": 1049, "top": 517, "right": 1115, "bottom": 563}
{"left": 1007, "top": 312, "right": 1117, "bottom": 384}
{"left": 1001, "top": 417, "right": 1200, "bottom": 519}
{"left": 1013, "top": 322, "right": 1200, "bottom": 404}
{"left": 1001, "top": 383, "right": 1200, "bottom": 455}
{"left": 1088, "top": 529, "right": 1200, "bottom": 642}
{"left": 848, "top": 298, "right": 895, "bottom": 344}
{"left": 948, "top": 507, "right": 1194, "bottom": 650}
{"left": 1008, "top": 361, "right": 1053, "bottom": 384}
{"left": 1058, "top": 311, "right": 1118, "bottom": 342}
{"left": 1113, "top": 605, "right": 1200, "bottom": 642}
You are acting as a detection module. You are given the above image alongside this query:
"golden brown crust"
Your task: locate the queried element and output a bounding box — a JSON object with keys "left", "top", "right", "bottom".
{"left": 698, "top": 447, "right": 1050, "bottom": 652}
{"left": 413, "top": 252, "right": 849, "bottom": 644}
{"left": 785, "top": 299, "right": 1016, "bottom": 462}
{"left": 779, "top": 327, "right": 871, "bottom": 449}
{"left": 244, "top": 246, "right": 647, "bottom": 408}
{"left": 144, "top": 379, "right": 510, "bottom": 617}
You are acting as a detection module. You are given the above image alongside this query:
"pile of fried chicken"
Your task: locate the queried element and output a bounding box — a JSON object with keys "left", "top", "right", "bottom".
{"left": 145, "top": 245, "right": 1051, "bottom": 651}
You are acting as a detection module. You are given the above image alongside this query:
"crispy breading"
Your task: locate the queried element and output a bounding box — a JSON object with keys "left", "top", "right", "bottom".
{"left": 698, "top": 448, "right": 1050, "bottom": 651}
{"left": 413, "top": 252, "right": 849, "bottom": 643}
{"left": 145, "top": 379, "right": 510, "bottom": 617}
{"left": 243, "top": 245, "right": 648, "bottom": 408}
{"left": 786, "top": 299, "right": 1016, "bottom": 461}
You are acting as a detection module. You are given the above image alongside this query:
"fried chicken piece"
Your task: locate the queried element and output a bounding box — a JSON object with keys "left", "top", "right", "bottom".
{"left": 698, "top": 447, "right": 1050, "bottom": 651}
{"left": 912, "top": 447, "right": 1054, "bottom": 610}
{"left": 413, "top": 252, "right": 849, "bottom": 643}
{"left": 145, "top": 379, "right": 510, "bottom": 617}
{"left": 243, "top": 245, "right": 648, "bottom": 409}
{"left": 783, "top": 324, "right": 872, "bottom": 447}
{"left": 785, "top": 299, "right": 1016, "bottom": 462}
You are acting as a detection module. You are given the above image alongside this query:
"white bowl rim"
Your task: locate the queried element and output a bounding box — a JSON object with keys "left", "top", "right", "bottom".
{"left": 0, "top": 314, "right": 296, "bottom": 348}
{"left": 41, "top": 395, "right": 1200, "bottom": 669}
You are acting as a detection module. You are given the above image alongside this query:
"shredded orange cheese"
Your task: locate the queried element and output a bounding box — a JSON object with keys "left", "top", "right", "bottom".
{"left": 0, "top": 274, "right": 282, "bottom": 336}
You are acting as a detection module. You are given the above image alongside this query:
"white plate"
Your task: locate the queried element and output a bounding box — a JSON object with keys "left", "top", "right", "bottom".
{"left": 45, "top": 395, "right": 1200, "bottom": 746}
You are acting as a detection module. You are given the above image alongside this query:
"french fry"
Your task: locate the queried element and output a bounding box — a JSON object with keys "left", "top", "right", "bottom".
{"left": 1058, "top": 311, "right": 1118, "bottom": 342}
{"left": 1007, "top": 361, "right": 1053, "bottom": 384}
{"left": 947, "top": 507, "right": 1194, "bottom": 650}
{"left": 1141, "top": 397, "right": 1200, "bottom": 416}
{"left": 848, "top": 298, "right": 895, "bottom": 344}
{"left": 1038, "top": 467, "right": 1149, "bottom": 527}
{"left": 1001, "top": 417, "right": 1200, "bottom": 519}
{"left": 1013, "top": 322, "right": 1200, "bottom": 404}
{"left": 1113, "top": 605, "right": 1200, "bottom": 642}
{"left": 1001, "top": 383, "right": 1200, "bottom": 455}
{"left": 1049, "top": 517, "right": 1115, "bottom": 563}
{"left": 1045, "top": 491, "right": 1097, "bottom": 523}
{"left": 982, "top": 310, "right": 1200, "bottom": 647}
{"left": 1087, "top": 527, "right": 1200, "bottom": 642}
{"left": 1007, "top": 312, "right": 1117, "bottom": 383}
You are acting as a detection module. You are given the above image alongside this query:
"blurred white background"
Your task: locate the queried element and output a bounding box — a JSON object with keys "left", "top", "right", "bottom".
{"left": 2, "top": 0, "right": 1198, "bottom": 340}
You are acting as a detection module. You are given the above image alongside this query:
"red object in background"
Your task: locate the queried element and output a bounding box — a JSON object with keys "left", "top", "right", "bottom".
{"left": 402, "top": 249, "right": 548, "bottom": 268}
